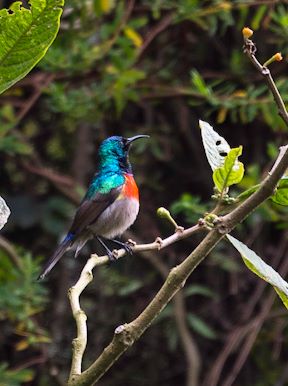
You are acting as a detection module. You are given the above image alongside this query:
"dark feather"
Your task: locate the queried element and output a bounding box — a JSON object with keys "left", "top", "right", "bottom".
{"left": 38, "top": 186, "right": 122, "bottom": 279}
{"left": 70, "top": 186, "right": 122, "bottom": 235}
{"left": 38, "top": 234, "right": 74, "bottom": 280}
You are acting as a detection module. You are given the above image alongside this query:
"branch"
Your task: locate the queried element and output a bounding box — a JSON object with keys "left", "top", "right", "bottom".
{"left": 68, "top": 29, "right": 288, "bottom": 386}
{"left": 137, "top": 243, "right": 201, "bottom": 386}
{"left": 67, "top": 223, "right": 203, "bottom": 382}
{"left": 68, "top": 258, "right": 95, "bottom": 381}
{"left": 0, "top": 235, "right": 23, "bottom": 271}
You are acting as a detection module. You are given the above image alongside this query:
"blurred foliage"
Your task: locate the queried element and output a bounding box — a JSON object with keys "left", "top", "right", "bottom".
{"left": 1, "top": 0, "right": 288, "bottom": 385}
{"left": 0, "top": 363, "right": 34, "bottom": 386}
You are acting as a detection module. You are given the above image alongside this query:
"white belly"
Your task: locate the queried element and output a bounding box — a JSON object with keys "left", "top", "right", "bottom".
{"left": 89, "top": 198, "right": 139, "bottom": 239}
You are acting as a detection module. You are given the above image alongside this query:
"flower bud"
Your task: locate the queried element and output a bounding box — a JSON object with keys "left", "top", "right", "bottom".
{"left": 242, "top": 27, "right": 253, "bottom": 39}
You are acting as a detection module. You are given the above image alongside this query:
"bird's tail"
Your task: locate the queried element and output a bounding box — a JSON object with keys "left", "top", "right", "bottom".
{"left": 38, "top": 233, "right": 74, "bottom": 280}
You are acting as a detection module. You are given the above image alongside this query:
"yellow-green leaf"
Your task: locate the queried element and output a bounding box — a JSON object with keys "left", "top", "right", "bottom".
{"left": 124, "top": 27, "right": 143, "bottom": 48}
{"left": 227, "top": 234, "right": 288, "bottom": 310}
{"left": 213, "top": 146, "right": 244, "bottom": 192}
{"left": 271, "top": 176, "right": 288, "bottom": 206}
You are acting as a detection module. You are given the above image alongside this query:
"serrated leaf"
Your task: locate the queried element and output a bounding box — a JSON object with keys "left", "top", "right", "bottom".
{"left": 227, "top": 234, "right": 288, "bottom": 310}
{"left": 271, "top": 177, "right": 288, "bottom": 206}
{"left": 199, "top": 120, "right": 231, "bottom": 171}
{"left": 0, "top": 0, "right": 64, "bottom": 94}
{"left": 187, "top": 313, "right": 217, "bottom": 339}
{"left": 213, "top": 147, "right": 244, "bottom": 192}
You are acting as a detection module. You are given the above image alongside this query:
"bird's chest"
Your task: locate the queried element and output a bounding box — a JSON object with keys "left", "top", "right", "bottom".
{"left": 89, "top": 197, "right": 140, "bottom": 239}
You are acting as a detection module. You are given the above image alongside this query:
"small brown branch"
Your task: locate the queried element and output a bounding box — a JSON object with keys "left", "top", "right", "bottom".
{"left": 173, "top": 292, "right": 201, "bottom": 386}
{"left": 0, "top": 235, "right": 23, "bottom": 271}
{"left": 136, "top": 12, "right": 174, "bottom": 60}
{"left": 140, "top": 246, "right": 201, "bottom": 386}
{"left": 22, "top": 162, "right": 81, "bottom": 205}
{"left": 16, "top": 73, "right": 54, "bottom": 122}
{"left": 243, "top": 36, "right": 288, "bottom": 126}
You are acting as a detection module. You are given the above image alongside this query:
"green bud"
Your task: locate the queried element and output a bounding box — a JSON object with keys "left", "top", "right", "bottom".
{"left": 157, "top": 207, "right": 179, "bottom": 229}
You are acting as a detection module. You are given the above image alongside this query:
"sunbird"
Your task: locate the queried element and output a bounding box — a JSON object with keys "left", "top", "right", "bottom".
{"left": 39, "top": 135, "right": 149, "bottom": 279}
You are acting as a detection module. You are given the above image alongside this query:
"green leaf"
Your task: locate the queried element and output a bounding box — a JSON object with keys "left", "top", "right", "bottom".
{"left": 271, "top": 177, "right": 288, "bottom": 206}
{"left": 191, "top": 70, "right": 211, "bottom": 97}
{"left": 213, "top": 146, "right": 244, "bottom": 192}
{"left": 0, "top": 0, "right": 64, "bottom": 94}
{"left": 0, "top": 363, "right": 34, "bottom": 385}
{"left": 187, "top": 313, "right": 217, "bottom": 339}
{"left": 184, "top": 284, "right": 216, "bottom": 298}
{"left": 227, "top": 235, "right": 288, "bottom": 310}
{"left": 236, "top": 184, "right": 260, "bottom": 201}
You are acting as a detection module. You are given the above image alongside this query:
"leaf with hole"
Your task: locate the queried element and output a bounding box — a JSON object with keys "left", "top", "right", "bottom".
{"left": 0, "top": 196, "right": 10, "bottom": 230}
{"left": 199, "top": 120, "right": 231, "bottom": 171}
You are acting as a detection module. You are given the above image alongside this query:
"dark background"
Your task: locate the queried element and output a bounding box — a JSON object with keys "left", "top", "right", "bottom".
{"left": 1, "top": 1, "right": 288, "bottom": 385}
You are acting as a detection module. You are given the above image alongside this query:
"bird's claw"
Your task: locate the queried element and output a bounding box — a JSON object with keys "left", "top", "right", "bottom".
{"left": 127, "top": 238, "right": 137, "bottom": 246}
{"left": 123, "top": 243, "right": 133, "bottom": 255}
{"left": 107, "top": 249, "right": 118, "bottom": 262}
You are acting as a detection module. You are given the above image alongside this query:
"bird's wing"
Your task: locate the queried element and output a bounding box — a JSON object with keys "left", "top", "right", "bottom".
{"left": 69, "top": 186, "right": 122, "bottom": 236}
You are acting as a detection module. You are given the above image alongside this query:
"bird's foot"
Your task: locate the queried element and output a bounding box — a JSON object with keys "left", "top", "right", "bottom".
{"left": 123, "top": 242, "right": 133, "bottom": 255}
{"left": 97, "top": 236, "right": 116, "bottom": 262}
{"left": 109, "top": 249, "right": 119, "bottom": 262}
{"left": 127, "top": 238, "right": 137, "bottom": 247}
{"left": 110, "top": 239, "right": 133, "bottom": 255}
{"left": 110, "top": 239, "right": 134, "bottom": 255}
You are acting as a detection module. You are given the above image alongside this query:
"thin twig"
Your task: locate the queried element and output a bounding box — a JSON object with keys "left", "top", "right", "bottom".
{"left": 136, "top": 12, "right": 174, "bottom": 60}
{"left": 0, "top": 235, "right": 23, "bottom": 271}
{"left": 243, "top": 36, "right": 288, "bottom": 126}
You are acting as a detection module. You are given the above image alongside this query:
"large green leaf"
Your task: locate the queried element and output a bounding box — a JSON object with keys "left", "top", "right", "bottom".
{"left": 0, "top": 0, "right": 64, "bottom": 94}
{"left": 213, "top": 147, "right": 244, "bottom": 193}
{"left": 271, "top": 176, "right": 288, "bottom": 205}
{"left": 227, "top": 234, "right": 288, "bottom": 310}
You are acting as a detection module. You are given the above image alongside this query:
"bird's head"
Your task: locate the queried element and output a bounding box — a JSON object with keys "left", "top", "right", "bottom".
{"left": 98, "top": 135, "right": 149, "bottom": 172}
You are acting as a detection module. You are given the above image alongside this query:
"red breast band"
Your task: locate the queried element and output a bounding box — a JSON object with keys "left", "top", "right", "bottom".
{"left": 122, "top": 174, "right": 139, "bottom": 200}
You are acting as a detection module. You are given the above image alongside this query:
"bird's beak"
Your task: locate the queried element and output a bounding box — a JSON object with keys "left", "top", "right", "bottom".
{"left": 125, "top": 135, "right": 149, "bottom": 147}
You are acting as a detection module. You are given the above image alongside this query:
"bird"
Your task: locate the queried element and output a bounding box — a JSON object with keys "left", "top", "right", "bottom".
{"left": 39, "top": 134, "right": 149, "bottom": 279}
